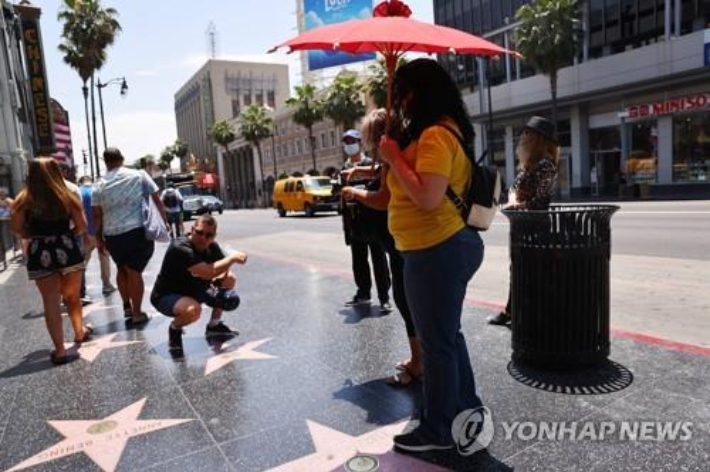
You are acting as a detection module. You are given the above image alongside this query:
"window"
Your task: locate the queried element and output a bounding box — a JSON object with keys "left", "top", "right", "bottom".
{"left": 243, "top": 93, "right": 252, "bottom": 107}
{"left": 330, "top": 130, "right": 336, "bottom": 147}
{"left": 296, "top": 139, "right": 302, "bottom": 155}
{"left": 321, "top": 133, "right": 327, "bottom": 148}
{"left": 255, "top": 92, "right": 264, "bottom": 106}
{"left": 267, "top": 91, "right": 276, "bottom": 108}
{"left": 231, "top": 99, "right": 241, "bottom": 118}
{"left": 628, "top": 121, "right": 658, "bottom": 184}
{"left": 295, "top": 181, "right": 304, "bottom": 192}
{"left": 673, "top": 112, "right": 710, "bottom": 183}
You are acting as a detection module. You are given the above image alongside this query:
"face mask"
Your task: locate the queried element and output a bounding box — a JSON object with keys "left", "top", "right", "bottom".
{"left": 343, "top": 143, "right": 360, "bottom": 156}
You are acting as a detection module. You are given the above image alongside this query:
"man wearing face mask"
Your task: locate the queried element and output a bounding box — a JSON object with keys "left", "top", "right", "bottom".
{"left": 339, "top": 129, "right": 392, "bottom": 311}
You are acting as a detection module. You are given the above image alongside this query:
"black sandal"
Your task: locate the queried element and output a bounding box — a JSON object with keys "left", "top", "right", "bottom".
{"left": 386, "top": 364, "right": 422, "bottom": 387}
{"left": 50, "top": 351, "right": 79, "bottom": 365}
{"left": 487, "top": 311, "right": 512, "bottom": 325}
{"left": 127, "top": 312, "right": 150, "bottom": 326}
{"left": 74, "top": 325, "right": 94, "bottom": 344}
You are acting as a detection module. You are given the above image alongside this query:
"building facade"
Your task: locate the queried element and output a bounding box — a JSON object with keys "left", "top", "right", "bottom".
{"left": 174, "top": 60, "right": 290, "bottom": 196}
{"left": 435, "top": 0, "right": 710, "bottom": 198}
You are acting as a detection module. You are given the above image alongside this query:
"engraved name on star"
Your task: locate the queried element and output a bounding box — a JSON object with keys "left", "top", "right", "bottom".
{"left": 204, "top": 338, "right": 276, "bottom": 376}
{"left": 65, "top": 334, "right": 142, "bottom": 363}
{"left": 265, "top": 420, "right": 449, "bottom": 471}
{"left": 6, "top": 398, "right": 193, "bottom": 472}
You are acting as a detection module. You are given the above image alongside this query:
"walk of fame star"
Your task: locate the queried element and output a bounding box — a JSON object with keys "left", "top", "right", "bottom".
{"left": 265, "top": 420, "right": 449, "bottom": 471}
{"left": 6, "top": 398, "right": 193, "bottom": 472}
{"left": 204, "top": 338, "right": 276, "bottom": 376}
{"left": 63, "top": 302, "right": 121, "bottom": 319}
{"left": 65, "top": 334, "right": 142, "bottom": 362}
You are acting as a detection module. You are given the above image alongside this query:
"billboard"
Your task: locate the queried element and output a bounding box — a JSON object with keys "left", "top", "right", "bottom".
{"left": 303, "top": 0, "right": 375, "bottom": 71}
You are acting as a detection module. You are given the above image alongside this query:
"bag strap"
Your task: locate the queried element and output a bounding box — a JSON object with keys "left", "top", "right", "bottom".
{"left": 438, "top": 123, "right": 477, "bottom": 213}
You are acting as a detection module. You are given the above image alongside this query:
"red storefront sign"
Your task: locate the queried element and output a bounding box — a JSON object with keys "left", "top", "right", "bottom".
{"left": 625, "top": 93, "right": 710, "bottom": 120}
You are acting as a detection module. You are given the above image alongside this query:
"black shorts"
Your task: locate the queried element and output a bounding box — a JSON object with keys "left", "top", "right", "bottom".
{"left": 26, "top": 231, "right": 85, "bottom": 281}
{"left": 105, "top": 227, "right": 154, "bottom": 272}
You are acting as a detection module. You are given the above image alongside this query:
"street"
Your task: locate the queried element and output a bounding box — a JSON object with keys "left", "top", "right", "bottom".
{"left": 216, "top": 199, "right": 710, "bottom": 348}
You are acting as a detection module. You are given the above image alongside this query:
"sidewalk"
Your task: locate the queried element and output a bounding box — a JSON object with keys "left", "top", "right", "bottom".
{"left": 0, "top": 243, "right": 708, "bottom": 471}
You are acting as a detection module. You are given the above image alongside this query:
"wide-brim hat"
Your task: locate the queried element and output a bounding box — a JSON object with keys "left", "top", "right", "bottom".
{"left": 523, "top": 116, "right": 558, "bottom": 144}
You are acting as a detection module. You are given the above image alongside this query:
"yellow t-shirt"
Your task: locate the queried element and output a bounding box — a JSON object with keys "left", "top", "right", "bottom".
{"left": 387, "top": 122, "right": 472, "bottom": 251}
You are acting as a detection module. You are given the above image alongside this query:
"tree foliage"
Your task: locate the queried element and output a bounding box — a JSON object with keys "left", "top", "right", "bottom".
{"left": 515, "top": 0, "right": 581, "bottom": 136}
{"left": 210, "top": 120, "right": 236, "bottom": 151}
{"left": 239, "top": 105, "right": 273, "bottom": 147}
{"left": 323, "top": 73, "right": 365, "bottom": 132}
{"left": 366, "top": 57, "right": 408, "bottom": 109}
{"left": 57, "top": 0, "right": 122, "bottom": 84}
{"left": 286, "top": 84, "right": 323, "bottom": 173}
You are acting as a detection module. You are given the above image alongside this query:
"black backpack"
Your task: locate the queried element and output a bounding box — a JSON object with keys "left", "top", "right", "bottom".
{"left": 163, "top": 190, "right": 178, "bottom": 208}
{"left": 440, "top": 124, "right": 501, "bottom": 231}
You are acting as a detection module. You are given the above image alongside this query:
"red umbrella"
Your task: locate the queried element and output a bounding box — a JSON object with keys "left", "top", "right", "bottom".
{"left": 270, "top": 0, "right": 516, "bottom": 130}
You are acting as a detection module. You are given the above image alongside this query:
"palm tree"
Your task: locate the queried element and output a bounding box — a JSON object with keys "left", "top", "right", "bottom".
{"left": 286, "top": 84, "right": 323, "bottom": 174}
{"left": 323, "top": 73, "right": 365, "bottom": 137}
{"left": 58, "top": 0, "right": 121, "bottom": 178}
{"left": 210, "top": 120, "right": 236, "bottom": 154}
{"left": 367, "top": 57, "right": 407, "bottom": 109}
{"left": 515, "top": 0, "right": 581, "bottom": 138}
{"left": 159, "top": 146, "right": 175, "bottom": 174}
{"left": 172, "top": 138, "right": 188, "bottom": 170}
{"left": 135, "top": 154, "right": 155, "bottom": 171}
{"left": 239, "top": 105, "right": 273, "bottom": 207}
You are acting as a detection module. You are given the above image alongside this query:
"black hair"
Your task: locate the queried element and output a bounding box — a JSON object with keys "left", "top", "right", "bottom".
{"left": 392, "top": 58, "right": 475, "bottom": 149}
{"left": 103, "top": 147, "right": 124, "bottom": 164}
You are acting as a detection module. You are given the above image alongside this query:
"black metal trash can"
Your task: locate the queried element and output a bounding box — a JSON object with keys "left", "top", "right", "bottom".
{"left": 502, "top": 205, "right": 619, "bottom": 368}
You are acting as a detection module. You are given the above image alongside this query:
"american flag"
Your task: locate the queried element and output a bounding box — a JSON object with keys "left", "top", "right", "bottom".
{"left": 51, "top": 99, "right": 74, "bottom": 167}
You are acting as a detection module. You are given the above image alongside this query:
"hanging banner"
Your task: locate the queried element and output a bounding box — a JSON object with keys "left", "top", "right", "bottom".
{"left": 15, "top": 3, "right": 55, "bottom": 155}
{"left": 301, "top": 0, "right": 376, "bottom": 71}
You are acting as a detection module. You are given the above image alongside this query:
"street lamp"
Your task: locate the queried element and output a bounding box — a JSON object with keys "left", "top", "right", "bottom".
{"left": 96, "top": 77, "right": 128, "bottom": 150}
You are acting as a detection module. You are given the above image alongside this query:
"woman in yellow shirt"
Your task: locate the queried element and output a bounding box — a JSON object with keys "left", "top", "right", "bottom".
{"left": 378, "top": 58, "right": 486, "bottom": 452}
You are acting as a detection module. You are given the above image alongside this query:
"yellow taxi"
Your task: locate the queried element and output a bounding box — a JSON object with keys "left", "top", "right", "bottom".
{"left": 272, "top": 176, "right": 340, "bottom": 217}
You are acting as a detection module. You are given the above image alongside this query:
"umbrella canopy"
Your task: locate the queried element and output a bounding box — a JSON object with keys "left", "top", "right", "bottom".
{"left": 271, "top": 0, "right": 510, "bottom": 57}
{"left": 270, "top": 0, "right": 516, "bottom": 131}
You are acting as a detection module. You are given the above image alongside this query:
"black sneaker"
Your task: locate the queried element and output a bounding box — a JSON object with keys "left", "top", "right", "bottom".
{"left": 393, "top": 430, "right": 454, "bottom": 452}
{"left": 379, "top": 301, "right": 393, "bottom": 313}
{"left": 487, "top": 311, "right": 511, "bottom": 325}
{"left": 168, "top": 325, "right": 184, "bottom": 352}
{"left": 205, "top": 322, "right": 239, "bottom": 337}
{"left": 345, "top": 295, "right": 371, "bottom": 307}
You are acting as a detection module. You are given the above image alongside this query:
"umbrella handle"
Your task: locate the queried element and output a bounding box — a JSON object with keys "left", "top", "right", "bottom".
{"left": 384, "top": 53, "right": 398, "bottom": 137}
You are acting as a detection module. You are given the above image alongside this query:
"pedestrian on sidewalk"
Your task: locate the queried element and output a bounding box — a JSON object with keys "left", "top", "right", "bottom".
{"left": 488, "top": 116, "right": 559, "bottom": 326}
{"left": 78, "top": 176, "right": 116, "bottom": 300}
{"left": 150, "top": 214, "right": 246, "bottom": 355}
{"left": 10, "top": 158, "right": 93, "bottom": 365}
{"left": 339, "top": 129, "right": 392, "bottom": 311}
{"left": 341, "top": 108, "right": 422, "bottom": 387}
{"left": 160, "top": 184, "right": 184, "bottom": 238}
{"left": 92, "top": 147, "right": 167, "bottom": 325}
{"left": 379, "top": 59, "right": 486, "bottom": 452}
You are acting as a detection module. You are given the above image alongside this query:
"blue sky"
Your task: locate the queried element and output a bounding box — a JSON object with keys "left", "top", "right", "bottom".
{"left": 37, "top": 0, "right": 433, "bottom": 169}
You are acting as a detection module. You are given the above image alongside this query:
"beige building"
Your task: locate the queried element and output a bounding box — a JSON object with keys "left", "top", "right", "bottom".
{"left": 173, "top": 59, "right": 290, "bottom": 193}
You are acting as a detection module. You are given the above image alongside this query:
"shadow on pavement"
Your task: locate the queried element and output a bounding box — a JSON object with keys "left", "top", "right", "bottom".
{"left": 507, "top": 359, "right": 634, "bottom": 395}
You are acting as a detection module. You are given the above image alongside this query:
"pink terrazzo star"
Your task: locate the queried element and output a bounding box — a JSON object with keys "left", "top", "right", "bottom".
{"left": 265, "top": 420, "right": 450, "bottom": 471}
{"left": 6, "top": 398, "right": 193, "bottom": 472}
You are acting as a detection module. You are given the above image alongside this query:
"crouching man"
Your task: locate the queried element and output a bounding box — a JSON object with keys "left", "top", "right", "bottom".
{"left": 150, "top": 214, "right": 247, "bottom": 354}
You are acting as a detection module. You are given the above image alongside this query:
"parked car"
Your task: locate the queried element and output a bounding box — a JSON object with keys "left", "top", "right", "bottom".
{"left": 182, "top": 195, "right": 209, "bottom": 220}
{"left": 201, "top": 195, "right": 224, "bottom": 214}
{"left": 272, "top": 176, "right": 340, "bottom": 217}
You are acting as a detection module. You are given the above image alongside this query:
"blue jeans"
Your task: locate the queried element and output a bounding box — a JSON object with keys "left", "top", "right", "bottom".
{"left": 402, "top": 227, "right": 485, "bottom": 443}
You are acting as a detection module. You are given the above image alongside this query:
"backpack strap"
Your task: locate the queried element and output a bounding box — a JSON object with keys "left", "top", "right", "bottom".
{"left": 438, "top": 123, "right": 476, "bottom": 214}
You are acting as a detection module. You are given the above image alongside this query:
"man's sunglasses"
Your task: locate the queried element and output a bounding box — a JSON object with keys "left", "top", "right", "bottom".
{"left": 193, "top": 228, "right": 216, "bottom": 239}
